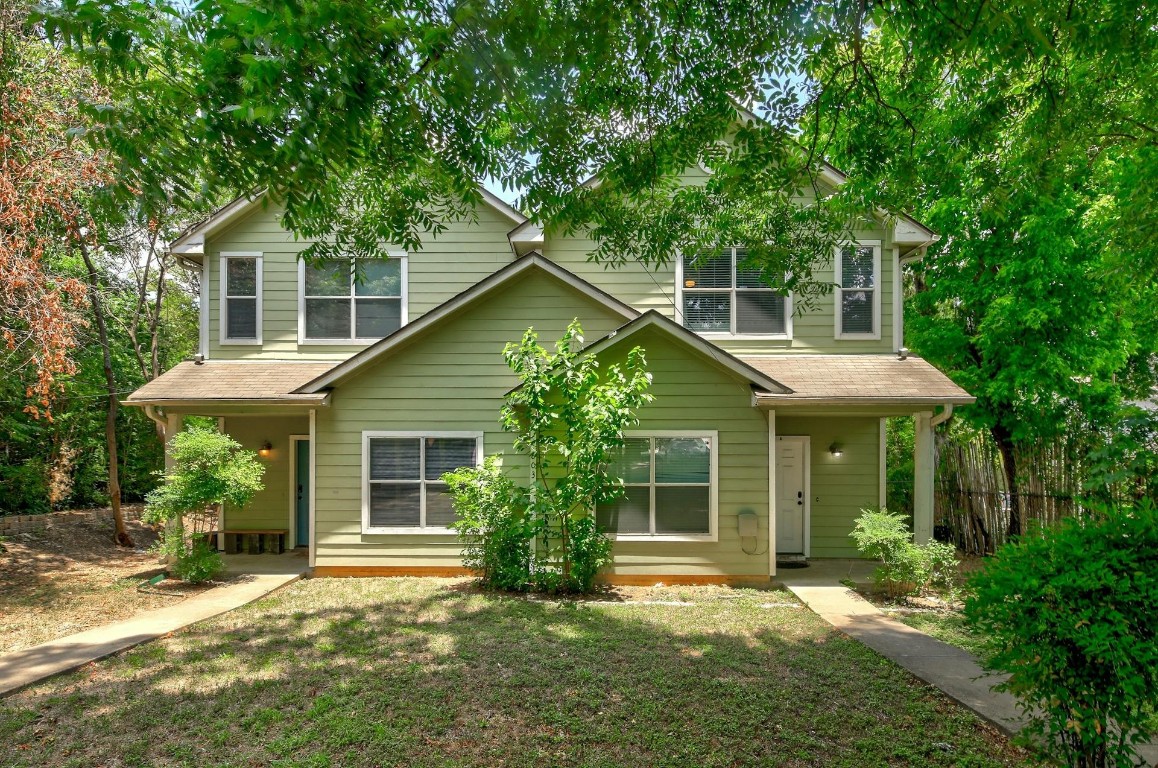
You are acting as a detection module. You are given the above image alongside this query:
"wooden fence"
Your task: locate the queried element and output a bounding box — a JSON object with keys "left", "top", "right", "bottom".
{"left": 934, "top": 433, "right": 1082, "bottom": 554}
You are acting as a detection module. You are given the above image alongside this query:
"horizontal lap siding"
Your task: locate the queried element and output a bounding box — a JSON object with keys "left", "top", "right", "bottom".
{"left": 776, "top": 415, "right": 881, "bottom": 557}
{"left": 220, "top": 416, "right": 309, "bottom": 531}
{"left": 543, "top": 224, "right": 898, "bottom": 356}
{"left": 313, "top": 270, "right": 629, "bottom": 568}
{"left": 596, "top": 329, "right": 770, "bottom": 578}
{"left": 205, "top": 203, "right": 515, "bottom": 361}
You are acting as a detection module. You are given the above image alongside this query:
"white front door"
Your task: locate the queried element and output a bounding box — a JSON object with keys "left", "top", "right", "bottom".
{"left": 776, "top": 436, "right": 810, "bottom": 555}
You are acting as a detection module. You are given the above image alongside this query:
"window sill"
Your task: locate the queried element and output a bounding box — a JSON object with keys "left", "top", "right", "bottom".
{"left": 361, "top": 527, "right": 458, "bottom": 536}
{"left": 834, "top": 333, "right": 882, "bottom": 341}
{"left": 219, "top": 339, "right": 263, "bottom": 346}
{"left": 607, "top": 533, "right": 718, "bottom": 543}
{"left": 696, "top": 333, "right": 791, "bottom": 342}
{"left": 299, "top": 338, "right": 378, "bottom": 346}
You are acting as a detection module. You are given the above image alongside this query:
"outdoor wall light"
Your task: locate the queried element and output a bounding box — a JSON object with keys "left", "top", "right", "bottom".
{"left": 259, "top": 441, "right": 272, "bottom": 458}
{"left": 828, "top": 442, "right": 844, "bottom": 457}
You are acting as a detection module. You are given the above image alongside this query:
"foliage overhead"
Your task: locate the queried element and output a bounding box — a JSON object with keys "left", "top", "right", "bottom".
{"left": 39, "top": 0, "right": 1155, "bottom": 306}
{"left": 965, "top": 504, "right": 1158, "bottom": 767}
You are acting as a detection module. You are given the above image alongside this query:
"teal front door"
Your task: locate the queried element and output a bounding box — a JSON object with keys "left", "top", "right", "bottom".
{"left": 295, "top": 439, "right": 310, "bottom": 547}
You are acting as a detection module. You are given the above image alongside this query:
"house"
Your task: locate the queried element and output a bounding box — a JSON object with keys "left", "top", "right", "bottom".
{"left": 125, "top": 158, "right": 973, "bottom": 583}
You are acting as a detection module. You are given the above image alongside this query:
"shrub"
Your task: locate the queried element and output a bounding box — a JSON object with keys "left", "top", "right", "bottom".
{"left": 172, "top": 539, "right": 224, "bottom": 584}
{"left": 444, "top": 457, "right": 532, "bottom": 591}
{"left": 965, "top": 502, "right": 1158, "bottom": 767}
{"left": 850, "top": 507, "right": 960, "bottom": 597}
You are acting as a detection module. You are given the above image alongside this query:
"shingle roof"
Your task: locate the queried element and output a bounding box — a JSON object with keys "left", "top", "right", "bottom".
{"left": 739, "top": 354, "right": 974, "bottom": 405}
{"left": 125, "top": 362, "right": 335, "bottom": 405}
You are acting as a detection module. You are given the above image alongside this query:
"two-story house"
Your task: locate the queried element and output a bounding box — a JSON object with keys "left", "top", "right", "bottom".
{"left": 126, "top": 154, "right": 972, "bottom": 583}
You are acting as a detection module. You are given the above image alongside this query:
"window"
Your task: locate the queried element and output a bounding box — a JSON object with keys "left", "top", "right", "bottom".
{"left": 835, "top": 242, "right": 881, "bottom": 339}
{"left": 219, "top": 252, "right": 262, "bottom": 344}
{"left": 679, "top": 248, "right": 790, "bottom": 336}
{"left": 596, "top": 433, "right": 717, "bottom": 540}
{"left": 300, "top": 256, "right": 406, "bottom": 343}
{"left": 362, "top": 432, "right": 481, "bottom": 533}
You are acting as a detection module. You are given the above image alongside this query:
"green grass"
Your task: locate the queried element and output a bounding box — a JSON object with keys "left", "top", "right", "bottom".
{"left": 0, "top": 578, "right": 1030, "bottom": 767}
{"left": 890, "top": 610, "right": 989, "bottom": 658}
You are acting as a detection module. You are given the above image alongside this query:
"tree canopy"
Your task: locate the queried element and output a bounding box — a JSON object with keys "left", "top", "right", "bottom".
{"left": 38, "top": 0, "right": 1155, "bottom": 304}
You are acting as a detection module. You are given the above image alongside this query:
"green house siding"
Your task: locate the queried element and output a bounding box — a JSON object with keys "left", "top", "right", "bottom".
{"left": 777, "top": 415, "right": 882, "bottom": 558}
{"left": 595, "top": 327, "right": 770, "bottom": 578}
{"left": 204, "top": 202, "right": 516, "bottom": 361}
{"left": 312, "top": 268, "right": 630, "bottom": 569}
{"left": 541, "top": 227, "right": 899, "bottom": 356}
{"left": 218, "top": 415, "right": 310, "bottom": 533}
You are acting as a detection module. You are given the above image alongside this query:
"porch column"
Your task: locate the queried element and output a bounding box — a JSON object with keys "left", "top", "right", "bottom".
{"left": 163, "top": 412, "right": 183, "bottom": 562}
{"left": 913, "top": 411, "right": 934, "bottom": 544}
{"left": 164, "top": 412, "right": 182, "bottom": 471}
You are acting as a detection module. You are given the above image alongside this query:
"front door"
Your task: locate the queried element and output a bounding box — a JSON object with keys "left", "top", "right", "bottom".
{"left": 294, "top": 438, "right": 310, "bottom": 547}
{"left": 776, "top": 436, "right": 809, "bottom": 555}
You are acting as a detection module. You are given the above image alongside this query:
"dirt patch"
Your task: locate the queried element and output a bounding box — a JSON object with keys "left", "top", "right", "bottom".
{"left": 0, "top": 506, "right": 220, "bottom": 653}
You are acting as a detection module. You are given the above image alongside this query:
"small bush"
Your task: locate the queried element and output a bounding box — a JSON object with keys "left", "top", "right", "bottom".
{"left": 850, "top": 508, "right": 959, "bottom": 597}
{"left": 444, "top": 457, "right": 532, "bottom": 591}
{"left": 172, "top": 539, "right": 224, "bottom": 584}
{"left": 965, "top": 503, "right": 1158, "bottom": 767}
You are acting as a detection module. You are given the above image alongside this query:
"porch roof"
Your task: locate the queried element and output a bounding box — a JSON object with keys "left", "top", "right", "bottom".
{"left": 740, "top": 354, "right": 974, "bottom": 407}
{"left": 124, "top": 361, "right": 334, "bottom": 406}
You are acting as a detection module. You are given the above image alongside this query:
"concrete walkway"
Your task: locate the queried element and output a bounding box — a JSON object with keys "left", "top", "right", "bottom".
{"left": 0, "top": 563, "right": 305, "bottom": 698}
{"left": 779, "top": 559, "right": 1157, "bottom": 767}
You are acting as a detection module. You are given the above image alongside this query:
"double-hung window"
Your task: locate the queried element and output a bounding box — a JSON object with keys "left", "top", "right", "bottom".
{"left": 362, "top": 433, "right": 481, "bottom": 533}
{"left": 596, "top": 433, "right": 717, "bottom": 540}
{"left": 219, "top": 252, "right": 262, "bottom": 344}
{"left": 679, "top": 247, "right": 790, "bottom": 336}
{"left": 834, "top": 241, "right": 881, "bottom": 339}
{"left": 301, "top": 256, "right": 406, "bottom": 343}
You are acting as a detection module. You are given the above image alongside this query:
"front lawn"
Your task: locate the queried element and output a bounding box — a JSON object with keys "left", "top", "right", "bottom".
{"left": 0, "top": 578, "right": 1030, "bottom": 767}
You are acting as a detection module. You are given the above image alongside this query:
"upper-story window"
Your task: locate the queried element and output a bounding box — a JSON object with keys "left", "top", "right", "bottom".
{"left": 678, "top": 248, "right": 790, "bottom": 337}
{"left": 299, "top": 255, "right": 407, "bottom": 344}
{"left": 219, "top": 252, "right": 262, "bottom": 345}
{"left": 834, "top": 241, "right": 881, "bottom": 339}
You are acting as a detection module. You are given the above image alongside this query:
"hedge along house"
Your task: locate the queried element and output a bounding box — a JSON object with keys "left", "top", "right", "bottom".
{"left": 125, "top": 158, "right": 973, "bottom": 582}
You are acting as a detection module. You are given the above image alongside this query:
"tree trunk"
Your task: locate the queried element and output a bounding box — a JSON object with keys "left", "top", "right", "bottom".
{"left": 991, "top": 424, "right": 1021, "bottom": 539}
{"left": 78, "top": 241, "right": 134, "bottom": 547}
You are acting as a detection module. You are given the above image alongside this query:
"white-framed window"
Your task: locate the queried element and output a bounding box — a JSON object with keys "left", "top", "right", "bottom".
{"left": 361, "top": 431, "right": 482, "bottom": 534}
{"left": 219, "top": 252, "right": 262, "bottom": 345}
{"left": 596, "top": 431, "right": 718, "bottom": 541}
{"left": 834, "top": 241, "right": 881, "bottom": 339}
{"left": 299, "top": 254, "right": 407, "bottom": 344}
{"left": 676, "top": 248, "right": 791, "bottom": 337}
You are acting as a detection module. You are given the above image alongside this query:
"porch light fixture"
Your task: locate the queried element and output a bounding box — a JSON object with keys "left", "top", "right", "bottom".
{"left": 828, "top": 442, "right": 844, "bottom": 457}
{"left": 259, "top": 441, "right": 272, "bottom": 457}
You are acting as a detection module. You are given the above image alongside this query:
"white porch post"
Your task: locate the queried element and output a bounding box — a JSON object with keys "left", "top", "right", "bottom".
{"left": 768, "top": 409, "right": 777, "bottom": 578}
{"left": 164, "top": 412, "right": 183, "bottom": 562}
{"left": 913, "top": 411, "right": 934, "bottom": 544}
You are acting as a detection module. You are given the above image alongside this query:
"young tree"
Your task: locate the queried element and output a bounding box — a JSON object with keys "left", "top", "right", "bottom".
{"left": 144, "top": 428, "right": 265, "bottom": 582}
{"left": 501, "top": 321, "right": 652, "bottom": 592}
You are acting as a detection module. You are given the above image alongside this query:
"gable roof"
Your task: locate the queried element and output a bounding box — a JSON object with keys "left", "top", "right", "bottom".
{"left": 577, "top": 311, "right": 792, "bottom": 395}
{"left": 171, "top": 186, "right": 528, "bottom": 256}
{"left": 296, "top": 254, "right": 639, "bottom": 393}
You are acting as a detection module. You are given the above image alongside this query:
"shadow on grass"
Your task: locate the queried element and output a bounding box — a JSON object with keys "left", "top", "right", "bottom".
{"left": 0, "top": 579, "right": 1028, "bottom": 768}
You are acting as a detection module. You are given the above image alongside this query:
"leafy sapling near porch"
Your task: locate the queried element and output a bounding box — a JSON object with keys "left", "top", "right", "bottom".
{"left": 144, "top": 428, "right": 265, "bottom": 583}
{"left": 850, "top": 507, "right": 958, "bottom": 598}
{"left": 445, "top": 320, "right": 652, "bottom": 593}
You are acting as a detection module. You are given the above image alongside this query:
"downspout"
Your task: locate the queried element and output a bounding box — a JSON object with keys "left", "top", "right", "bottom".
{"left": 143, "top": 404, "right": 168, "bottom": 434}
{"left": 930, "top": 403, "right": 954, "bottom": 428}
